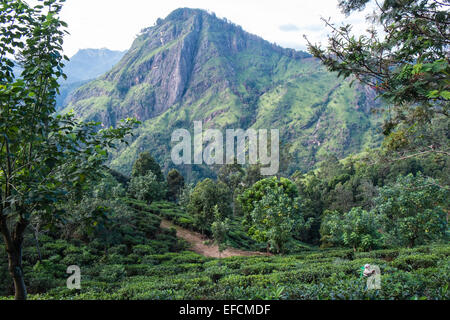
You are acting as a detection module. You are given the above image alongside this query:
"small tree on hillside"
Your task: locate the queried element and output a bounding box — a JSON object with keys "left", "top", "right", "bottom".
{"left": 128, "top": 171, "right": 166, "bottom": 203}
{"left": 238, "top": 177, "right": 299, "bottom": 229}
{"left": 320, "top": 208, "right": 382, "bottom": 251}
{"left": 131, "top": 152, "right": 164, "bottom": 181}
{"left": 218, "top": 160, "right": 244, "bottom": 215}
{"left": 211, "top": 205, "right": 230, "bottom": 257}
{"left": 247, "top": 183, "right": 311, "bottom": 254}
{"left": 187, "top": 179, "right": 232, "bottom": 235}
{"left": 166, "top": 169, "right": 185, "bottom": 202}
{"left": 374, "top": 173, "right": 448, "bottom": 247}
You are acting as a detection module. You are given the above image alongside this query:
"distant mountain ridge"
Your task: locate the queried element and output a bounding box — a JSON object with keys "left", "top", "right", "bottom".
{"left": 56, "top": 48, "right": 125, "bottom": 108}
{"left": 64, "top": 48, "right": 126, "bottom": 83}
{"left": 65, "top": 8, "right": 383, "bottom": 179}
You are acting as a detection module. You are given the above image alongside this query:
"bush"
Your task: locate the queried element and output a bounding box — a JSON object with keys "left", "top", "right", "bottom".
{"left": 374, "top": 173, "right": 448, "bottom": 247}
{"left": 320, "top": 207, "right": 382, "bottom": 251}
{"left": 128, "top": 172, "right": 167, "bottom": 203}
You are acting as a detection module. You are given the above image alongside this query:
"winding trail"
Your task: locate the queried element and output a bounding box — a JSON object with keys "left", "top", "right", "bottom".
{"left": 160, "top": 219, "right": 271, "bottom": 258}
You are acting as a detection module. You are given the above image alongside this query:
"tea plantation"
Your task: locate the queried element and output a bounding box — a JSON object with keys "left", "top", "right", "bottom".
{"left": 1, "top": 200, "right": 448, "bottom": 300}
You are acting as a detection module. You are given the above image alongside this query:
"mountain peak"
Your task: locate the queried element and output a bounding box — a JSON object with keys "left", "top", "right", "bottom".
{"left": 165, "top": 7, "right": 208, "bottom": 21}
{"left": 65, "top": 9, "right": 380, "bottom": 176}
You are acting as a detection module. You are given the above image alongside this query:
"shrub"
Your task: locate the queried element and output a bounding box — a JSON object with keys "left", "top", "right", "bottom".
{"left": 374, "top": 173, "right": 448, "bottom": 247}
{"left": 320, "top": 207, "right": 382, "bottom": 251}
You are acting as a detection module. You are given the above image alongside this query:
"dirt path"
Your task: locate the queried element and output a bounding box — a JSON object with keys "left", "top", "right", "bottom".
{"left": 160, "top": 219, "right": 270, "bottom": 258}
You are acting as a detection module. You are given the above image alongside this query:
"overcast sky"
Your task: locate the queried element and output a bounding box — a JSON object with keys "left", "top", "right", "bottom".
{"left": 56, "top": 0, "right": 376, "bottom": 57}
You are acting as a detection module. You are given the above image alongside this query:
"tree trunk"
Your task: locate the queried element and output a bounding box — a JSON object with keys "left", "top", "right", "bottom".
{"left": 4, "top": 217, "right": 29, "bottom": 300}
{"left": 8, "top": 245, "right": 27, "bottom": 300}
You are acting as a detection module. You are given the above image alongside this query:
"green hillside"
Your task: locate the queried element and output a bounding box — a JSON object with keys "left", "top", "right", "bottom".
{"left": 64, "top": 8, "right": 383, "bottom": 179}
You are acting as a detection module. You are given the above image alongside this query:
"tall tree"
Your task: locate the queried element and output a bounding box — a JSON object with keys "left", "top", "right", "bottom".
{"left": 218, "top": 160, "right": 244, "bottom": 215}
{"left": 305, "top": 0, "right": 449, "bottom": 156}
{"left": 187, "top": 178, "right": 232, "bottom": 234}
{"left": 373, "top": 173, "right": 448, "bottom": 247}
{"left": 249, "top": 183, "right": 310, "bottom": 254}
{"left": 131, "top": 151, "right": 164, "bottom": 181}
{"left": 0, "top": 0, "right": 136, "bottom": 299}
{"left": 166, "top": 169, "right": 184, "bottom": 202}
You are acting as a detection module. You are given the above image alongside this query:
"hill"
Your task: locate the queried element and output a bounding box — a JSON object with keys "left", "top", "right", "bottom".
{"left": 64, "top": 8, "right": 383, "bottom": 179}
{"left": 56, "top": 48, "right": 125, "bottom": 108}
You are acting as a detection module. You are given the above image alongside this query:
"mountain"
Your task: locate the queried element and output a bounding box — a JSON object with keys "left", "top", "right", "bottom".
{"left": 64, "top": 48, "right": 126, "bottom": 83}
{"left": 57, "top": 48, "right": 126, "bottom": 108}
{"left": 12, "top": 48, "right": 125, "bottom": 109}
{"left": 64, "top": 8, "right": 383, "bottom": 179}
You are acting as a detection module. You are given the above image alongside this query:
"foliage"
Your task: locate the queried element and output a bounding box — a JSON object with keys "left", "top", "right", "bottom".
{"left": 131, "top": 152, "right": 164, "bottom": 181}
{"left": 239, "top": 177, "right": 299, "bottom": 226}
{"left": 0, "top": 0, "right": 136, "bottom": 300}
{"left": 166, "top": 169, "right": 185, "bottom": 202}
{"left": 248, "top": 183, "right": 310, "bottom": 254}
{"left": 178, "top": 183, "right": 194, "bottom": 211}
{"left": 2, "top": 244, "right": 447, "bottom": 300}
{"left": 127, "top": 171, "right": 166, "bottom": 203}
{"left": 218, "top": 161, "right": 245, "bottom": 215}
{"left": 373, "top": 173, "right": 448, "bottom": 248}
{"left": 218, "top": 161, "right": 245, "bottom": 193}
{"left": 293, "top": 149, "right": 449, "bottom": 244}
{"left": 211, "top": 206, "right": 230, "bottom": 254}
{"left": 306, "top": 0, "right": 449, "bottom": 135}
{"left": 320, "top": 207, "right": 382, "bottom": 251}
{"left": 187, "top": 179, "right": 232, "bottom": 234}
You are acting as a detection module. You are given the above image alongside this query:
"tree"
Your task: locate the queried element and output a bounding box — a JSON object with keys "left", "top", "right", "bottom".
{"left": 187, "top": 179, "right": 232, "bottom": 234}
{"left": 373, "top": 173, "right": 448, "bottom": 247}
{"left": 178, "top": 183, "right": 194, "bottom": 211}
{"left": 238, "top": 176, "right": 299, "bottom": 228}
{"left": 243, "top": 163, "right": 264, "bottom": 188}
{"left": 305, "top": 0, "right": 449, "bottom": 156}
{"left": 131, "top": 152, "right": 164, "bottom": 181}
{"left": 0, "top": 0, "right": 136, "bottom": 299}
{"left": 248, "top": 184, "right": 310, "bottom": 254}
{"left": 218, "top": 161, "right": 244, "bottom": 192}
{"left": 218, "top": 160, "right": 244, "bottom": 215}
{"left": 211, "top": 205, "right": 230, "bottom": 257}
{"left": 128, "top": 172, "right": 166, "bottom": 203}
{"left": 166, "top": 169, "right": 184, "bottom": 202}
{"left": 320, "top": 208, "right": 382, "bottom": 251}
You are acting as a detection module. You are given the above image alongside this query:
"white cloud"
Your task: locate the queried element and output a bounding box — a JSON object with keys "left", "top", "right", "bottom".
{"left": 52, "top": 0, "right": 376, "bottom": 57}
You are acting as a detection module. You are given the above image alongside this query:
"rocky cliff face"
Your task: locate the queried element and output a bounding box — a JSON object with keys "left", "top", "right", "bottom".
{"left": 65, "top": 8, "right": 382, "bottom": 178}
{"left": 65, "top": 8, "right": 308, "bottom": 125}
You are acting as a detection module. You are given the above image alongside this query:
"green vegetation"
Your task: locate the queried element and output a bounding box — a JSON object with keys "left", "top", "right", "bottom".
{"left": 1, "top": 238, "right": 448, "bottom": 300}
{"left": 320, "top": 208, "right": 382, "bottom": 252}
{"left": 128, "top": 171, "right": 167, "bottom": 203}
{"left": 131, "top": 151, "right": 164, "bottom": 181}
{"left": 374, "top": 173, "right": 448, "bottom": 248}
{"left": 0, "top": 168, "right": 447, "bottom": 300}
{"left": 306, "top": 0, "right": 449, "bottom": 160}
{"left": 1, "top": 1, "right": 448, "bottom": 301}
{"left": 187, "top": 178, "right": 232, "bottom": 235}
{"left": 166, "top": 169, "right": 185, "bottom": 202}
{"left": 0, "top": 0, "right": 136, "bottom": 300}
{"left": 238, "top": 177, "right": 312, "bottom": 253}
{"left": 63, "top": 8, "right": 383, "bottom": 178}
